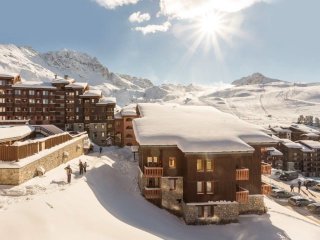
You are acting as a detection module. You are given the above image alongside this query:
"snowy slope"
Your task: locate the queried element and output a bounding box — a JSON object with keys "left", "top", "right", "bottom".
{"left": 0, "top": 147, "right": 319, "bottom": 240}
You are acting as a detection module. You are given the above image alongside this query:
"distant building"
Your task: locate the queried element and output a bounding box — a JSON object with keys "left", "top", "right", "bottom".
{"left": 114, "top": 104, "right": 138, "bottom": 146}
{"left": 0, "top": 74, "right": 116, "bottom": 146}
{"left": 289, "top": 124, "right": 320, "bottom": 141}
{"left": 133, "top": 103, "right": 275, "bottom": 224}
{"left": 270, "top": 126, "right": 292, "bottom": 140}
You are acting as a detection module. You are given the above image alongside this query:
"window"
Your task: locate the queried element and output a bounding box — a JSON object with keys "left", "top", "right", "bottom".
{"left": 197, "top": 159, "right": 204, "bottom": 172}
{"left": 43, "top": 99, "right": 49, "bottom": 104}
{"left": 43, "top": 91, "right": 48, "bottom": 96}
{"left": 85, "top": 116, "right": 90, "bottom": 120}
{"left": 147, "top": 156, "right": 158, "bottom": 166}
{"left": 93, "top": 132, "right": 97, "bottom": 138}
{"left": 108, "top": 124, "right": 113, "bottom": 128}
{"left": 0, "top": 98, "right": 4, "bottom": 103}
{"left": 169, "top": 178, "right": 176, "bottom": 190}
{"left": 101, "top": 124, "right": 105, "bottom": 129}
{"left": 206, "top": 181, "right": 213, "bottom": 194}
{"left": 206, "top": 160, "right": 213, "bottom": 171}
{"left": 14, "top": 90, "right": 21, "bottom": 95}
{"left": 94, "top": 124, "right": 97, "bottom": 129}
{"left": 91, "top": 99, "right": 95, "bottom": 103}
{"left": 169, "top": 157, "right": 176, "bottom": 169}
{"left": 204, "top": 206, "right": 213, "bottom": 218}
{"left": 126, "top": 118, "right": 132, "bottom": 122}
{"left": 197, "top": 181, "right": 204, "bottom": 194}
{"left": 101, "top": 132, "right": 105, "bottom": 137}
{"left": 107, "top": 116, "right": 113, "bottom": 120}
{"left": 197, "top": 206, "right": 203, "bottom": 218}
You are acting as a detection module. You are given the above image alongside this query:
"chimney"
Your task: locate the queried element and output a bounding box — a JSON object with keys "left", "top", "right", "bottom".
{"left": 64, "top": 75, "right": 68, "bottom": 80}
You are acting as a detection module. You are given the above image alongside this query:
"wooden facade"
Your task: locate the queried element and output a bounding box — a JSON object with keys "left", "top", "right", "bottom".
{"left": 0, "top": 74, "right": 115, "bottom": 145}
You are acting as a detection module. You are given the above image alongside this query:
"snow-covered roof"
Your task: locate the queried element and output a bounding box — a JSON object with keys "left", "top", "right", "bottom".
{"left": 301, "top": 132, "right": 319, "bottom": 137}
{"left": 96, "top": 97, "right": 116, "bottom": 105}
{"left": 281, "top": 139, "right": 303, "bottom": 149}
{"left": 290, "top": 124, "right": 320, "bottom": 134}
{"left": 79, "top": 89, "right": 102, "bottom": 97}
{"left": 133, "top": 103, "right": 278, "bottom": 153}
{"left": 271, "top": 126, "right": 291, "bottom": 133}
{"left": 266, "top": 147, "right": 283, "bottom": 156}
{"left": 12, "top": 81, "right": 56, "bottom": 89}
{"left": 0, "top": 73, "right": 15, "bottom": 78}
{"left": 51, "top": 77, "right": 75, "bottom": 85}
{"left": 0, "top": 125, "right": 34, "bottom": 143}
{"left": 121, "top": 104, "right": 137, "bottom": 117}
{"left": 299, "top": 140, "right": 320, "bottom": 149}
{"left": 65, "top": 82, "right": 88, "bottom": 89}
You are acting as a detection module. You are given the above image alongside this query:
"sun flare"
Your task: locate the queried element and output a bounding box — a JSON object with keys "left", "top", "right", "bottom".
{"left": 199, "top": 13, "right": 223, "bottom": 37}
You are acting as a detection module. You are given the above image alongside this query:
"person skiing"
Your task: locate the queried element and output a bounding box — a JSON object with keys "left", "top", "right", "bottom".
{"left": 290, "top": 184, "right": 294, "bottom": 192}
{"left": 83, "top": 162, "right": 87, "bottom": 173}
{"left": 298, "top": 180, "right": 302, "bottom": 193}
{"left": 65, "top": 165, "right": 72, "bottom": 184}
{"left": 79, "top": 160, "right": 84, "bottom": 175}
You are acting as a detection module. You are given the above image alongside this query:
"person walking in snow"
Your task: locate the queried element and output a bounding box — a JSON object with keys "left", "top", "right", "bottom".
{"left": 305, "top": 182, "right": 309, "bottom": 191}
{"left": 79, "top": 160, "right": 84, "bottom": 175}
{"left": 298, "top": 180, "right": 302, "bottom": 193}
{"left": 65, "top": 165, "right": 72, "bottom": 184}
{"left": 99, "top": 146, "right": 102, "bottom": 154}
{"left": 83, "top": 162, "right": 87, "bottom": 173}
{"left": 290, "top": 184, "right": 294, "bottom": 192}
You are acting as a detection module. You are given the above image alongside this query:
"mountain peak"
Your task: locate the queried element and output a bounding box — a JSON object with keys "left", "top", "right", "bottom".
{"left": 232, "top": 72, "right": 286, "bottom": 86}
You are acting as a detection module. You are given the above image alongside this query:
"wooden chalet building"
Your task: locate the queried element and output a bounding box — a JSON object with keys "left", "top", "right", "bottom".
{"left": 114, "top": 104, "right": 138, "bottom": 146}
{"left": 133, "top": 103, "right": 275, "bottom": 224}
{"left": 0, "top": 74, "right": 116, "bottom": 145}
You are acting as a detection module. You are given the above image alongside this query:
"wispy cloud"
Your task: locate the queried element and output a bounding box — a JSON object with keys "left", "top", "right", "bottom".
{"left": 159, "top": 0, "right": 272, "bottom": 19}
{"left": 93, "top": 0, "right": 139, "bottom": 9}
{"left": 134, "top": 21, "right": 171, "bottom": 35}
{"left": 129, "top": 11, "right": 151, "bottom": 23}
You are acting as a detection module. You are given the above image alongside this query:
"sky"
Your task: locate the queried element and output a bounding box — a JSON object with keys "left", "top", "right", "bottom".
{"left": 0, "top": 0, "right": 320, "bottom": 85}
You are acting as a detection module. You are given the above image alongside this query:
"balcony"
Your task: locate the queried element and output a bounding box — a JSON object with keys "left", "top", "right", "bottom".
{"left": 144, "top": 166, "right": 163, "bottom": 177}
{"left": 261, "top": 162, "right": 272, "bottom": 175}
{"left": 236, "top": 187, "right": 249, "bottom": 204}
{"left": 144, "top": 188, "right": 161, "bottom": 199}
{"left": 261, "top": 183, "right": 272, "bottom": 195}
{"left": 235, "top": 168, "right": 249, "bottom": 181}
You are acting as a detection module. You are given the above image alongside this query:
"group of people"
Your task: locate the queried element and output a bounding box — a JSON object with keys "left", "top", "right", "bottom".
{"left": 290, "top": 180, "right": 303, "bottom": 193}
{"left": 64, "top": 160, "right": 88, "bottom": 183}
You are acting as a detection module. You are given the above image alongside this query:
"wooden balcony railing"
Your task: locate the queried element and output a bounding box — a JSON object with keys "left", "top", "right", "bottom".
{"left": 261, "top": 162, "right": 272, "bottom": 175}
{"left": 235, "top": 168, "right": 249, "bottom": 181}
{"left": 144, "top": 188, "right": 161, "bottom": 199}
{"left": 261, "top": 183, "right": 272, "bottom": 195}
{"left": 236, "top": 187, "right": 249, "bottom": 204}
{"left": 144, "top": 166, "right": 163, "bottom": 177}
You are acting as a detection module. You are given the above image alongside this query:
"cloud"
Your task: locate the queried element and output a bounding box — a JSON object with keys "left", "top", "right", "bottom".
{"left": 93, "top": 0, "right": 139, "bottom": 9}
{"left": 159, "top": 0, "right": 272, "bottom": 19}
{"left": 134, "top": 21, "right": 171, "bottom": 35}
{"left": 129, "top": 11, "right": 151, "bottom": 23}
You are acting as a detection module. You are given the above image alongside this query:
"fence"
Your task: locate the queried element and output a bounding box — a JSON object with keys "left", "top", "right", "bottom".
{"left": 0, "top": 133, "right": 73, "bottom": 161}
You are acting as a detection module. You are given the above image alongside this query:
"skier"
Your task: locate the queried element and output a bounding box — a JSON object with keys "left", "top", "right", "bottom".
{"left": 79, "top": 160, "right": 84, "bottom": 175}
{"left": 83, "top": 162, "right": 87, "bottom": 173}
{"left": 65, "top": 165, "right": 72, "bottom": 184}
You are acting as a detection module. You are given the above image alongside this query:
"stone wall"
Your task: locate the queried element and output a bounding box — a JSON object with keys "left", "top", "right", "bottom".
{"left": 182, "top": 201, "right": 239, "bottom": 225}
{"left": 238, "top": 195, "right": 266, "bottom": 214}
{"left": 161, "top": 177, "right": 183, "bottom": 215}
{"left": 0, "top": 135, "right": 87, "bottom": 185}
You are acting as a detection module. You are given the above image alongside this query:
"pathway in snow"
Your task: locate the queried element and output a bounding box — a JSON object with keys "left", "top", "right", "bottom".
{"left": 0, "top": 147, "right": 320, "bottom": 240}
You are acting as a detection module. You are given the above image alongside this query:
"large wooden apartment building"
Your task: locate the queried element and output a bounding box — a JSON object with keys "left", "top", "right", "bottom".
{"left": 133, "top": 103, "right": 275, "bottom": 224}
{"left": 0, "top": 74, "right": 116, "bottom": 145}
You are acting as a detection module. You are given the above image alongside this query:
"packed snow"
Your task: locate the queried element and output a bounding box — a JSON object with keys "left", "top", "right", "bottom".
{"left": 133, "top": 103, "right": 277, "bottom": 153}
{"left": 0, "top": 147, "right": 319, "bottom": 240}
{"left": 0, "top": 125, "right": 34, "bottom": 143}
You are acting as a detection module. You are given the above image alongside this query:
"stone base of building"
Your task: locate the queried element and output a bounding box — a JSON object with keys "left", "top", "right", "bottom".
{"left": 0, "top": 134, "right": 87, "bottom": 185}
{"left": 238, "top": 195, "right": 266, "bottom": 215}
{"left": 182, "top": 201, "right": 239, "bottom": 225}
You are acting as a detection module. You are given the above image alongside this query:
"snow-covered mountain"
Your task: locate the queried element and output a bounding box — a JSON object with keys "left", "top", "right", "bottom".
{"left": 232, "top": 73, "right": 287, "bottom": 86}
{"left": 0, "top": 44, "right": 212, "bottom": 106}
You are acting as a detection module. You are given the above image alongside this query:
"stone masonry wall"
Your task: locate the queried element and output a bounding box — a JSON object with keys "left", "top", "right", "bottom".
{"left": 0, "top": 135, "right": 86, "bottom": 185}
{"left": 161, "top": 177, "right": 183, "bottom": 215}
{"left": 238, "top": 195, "right": 266, "bottom": 214}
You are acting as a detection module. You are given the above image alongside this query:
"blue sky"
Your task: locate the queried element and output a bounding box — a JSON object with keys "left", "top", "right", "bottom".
{"left": 0, "top": 0, "right": 320, "bottom": 85}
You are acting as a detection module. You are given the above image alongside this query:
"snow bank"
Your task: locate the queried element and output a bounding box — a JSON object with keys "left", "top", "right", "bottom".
{"left": 0, "top": 125, "right": 34, "bottom": 143}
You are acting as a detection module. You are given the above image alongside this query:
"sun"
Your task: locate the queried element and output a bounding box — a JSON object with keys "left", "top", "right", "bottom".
{"left": 199, "top": 13, "right": 223, "bottom": 37}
